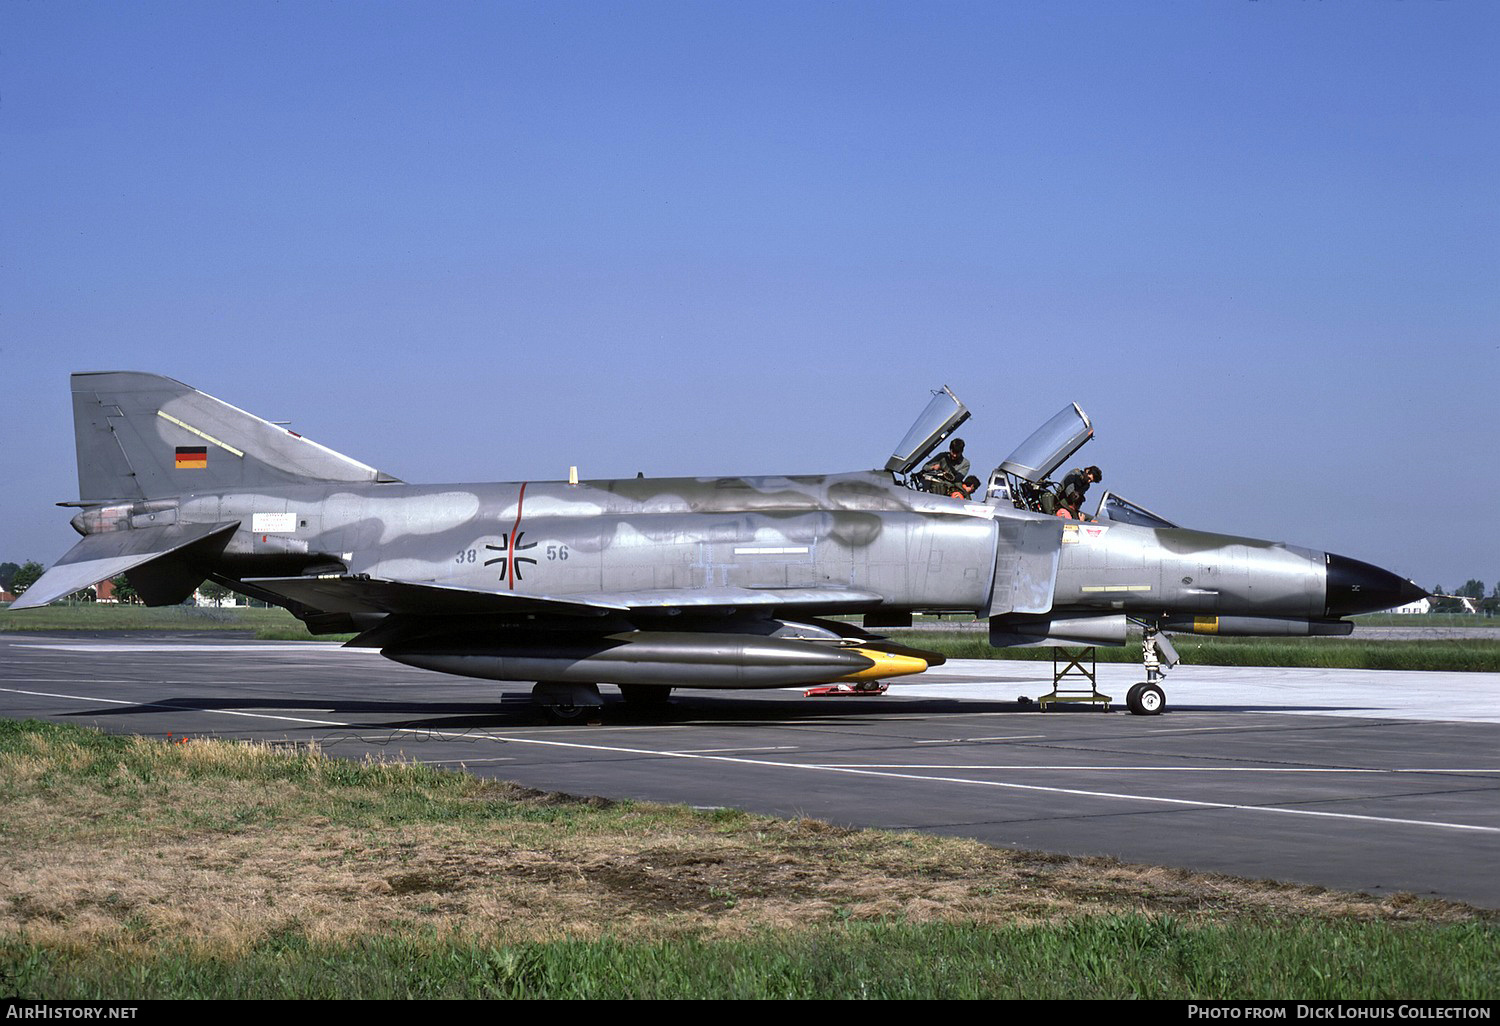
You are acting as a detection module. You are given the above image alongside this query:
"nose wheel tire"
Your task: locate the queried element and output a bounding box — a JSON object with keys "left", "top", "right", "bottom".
{"left": 1126, "top": 682, "right": 1165, "bottom": 716}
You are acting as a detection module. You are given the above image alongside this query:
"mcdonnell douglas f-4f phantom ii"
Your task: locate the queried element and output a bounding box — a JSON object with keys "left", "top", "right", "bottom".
{"left": 14, "top": 373, "right": 1425, "bottom": 717}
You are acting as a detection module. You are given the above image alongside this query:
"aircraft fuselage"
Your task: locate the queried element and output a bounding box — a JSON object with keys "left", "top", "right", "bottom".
{"left": 78, "top": 470, "right": 1399, "bottom": 628}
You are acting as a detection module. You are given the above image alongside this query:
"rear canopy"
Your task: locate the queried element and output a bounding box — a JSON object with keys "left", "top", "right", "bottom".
{"left": 997, "top": 403, "right": 1093, "bottom": 483}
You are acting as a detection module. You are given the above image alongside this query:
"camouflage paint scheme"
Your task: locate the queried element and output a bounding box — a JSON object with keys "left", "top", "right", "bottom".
{"left": 15, "top": 373, "right": 1424, "bottom": 704}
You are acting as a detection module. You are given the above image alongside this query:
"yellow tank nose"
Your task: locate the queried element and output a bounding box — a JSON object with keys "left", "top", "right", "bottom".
{"left": 834, "top": 648, "right": 930, "bottom": 682}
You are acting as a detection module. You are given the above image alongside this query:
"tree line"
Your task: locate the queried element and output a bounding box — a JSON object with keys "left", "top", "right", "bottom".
{"left": 1432, "top": 580, "right": 1498, "bottom": 600}
{"left": 0, "top": 561, "right": 245, "bottom": 606}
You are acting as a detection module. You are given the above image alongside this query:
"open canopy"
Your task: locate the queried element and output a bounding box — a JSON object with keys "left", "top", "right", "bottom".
{"left": 997, "top": 403, "right": 1093, "bottom": 484}
{"left": 885, "top": 386, "right": 970, "bottom": 476}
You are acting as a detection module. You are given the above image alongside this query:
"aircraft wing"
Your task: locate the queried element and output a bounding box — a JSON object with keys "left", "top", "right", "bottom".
{"left": 245, "top": 575, "right": 884, "bottom": 619}
{"left": 245, "top": 576, "right": 628, "bottom": 617}
{"left": 10, "top": 521, "right": 240, "bottom": 609}
{"left": 576, "top": 586, "right": 886, "bottom": 613}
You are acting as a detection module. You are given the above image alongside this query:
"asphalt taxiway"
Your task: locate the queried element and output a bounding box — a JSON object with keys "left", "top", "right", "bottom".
{"left": 3, "top": 631, "right": 1498, "bottom": 908}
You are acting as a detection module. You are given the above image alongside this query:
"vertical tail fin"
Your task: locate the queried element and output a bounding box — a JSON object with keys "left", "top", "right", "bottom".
{"left": 71, "top": 372, "right": 401, "bottom": 501}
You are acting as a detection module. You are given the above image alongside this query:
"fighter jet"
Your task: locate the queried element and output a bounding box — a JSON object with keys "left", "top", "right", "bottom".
{"left": 13, "top": 373, "right": 1425, "bottom": 717}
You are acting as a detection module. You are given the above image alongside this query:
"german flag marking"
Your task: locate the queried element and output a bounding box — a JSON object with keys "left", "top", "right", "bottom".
{"left": 175, "top": 446, "right": 208, "bottom": 469}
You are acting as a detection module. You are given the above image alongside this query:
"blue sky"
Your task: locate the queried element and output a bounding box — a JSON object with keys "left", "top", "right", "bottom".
{"left": 3, "top": 1, "right": 1496, "bottom": 592}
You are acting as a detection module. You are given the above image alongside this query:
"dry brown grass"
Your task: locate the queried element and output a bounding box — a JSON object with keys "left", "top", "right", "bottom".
{"left": 0, "top": 729, "right": 1489, "bottom": 956}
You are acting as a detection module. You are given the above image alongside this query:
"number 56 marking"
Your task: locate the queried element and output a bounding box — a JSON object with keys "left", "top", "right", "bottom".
{"left": 546, "top": 544, "right": 569, "bottom": 561}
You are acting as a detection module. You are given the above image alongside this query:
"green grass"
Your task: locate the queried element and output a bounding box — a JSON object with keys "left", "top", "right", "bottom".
{"left": 0, "top": 602, "right": 358, "bottom": 642}
{"left": 1, "top": 719, "right": 1494, "bottom": 1000}
{"left": 0, "top": 718, "right": 599, "bottom": 837}
{"left": 1353, "top": 613, "right": 1497, "bottom": 628}
{"left": 4, "top": 918, "right": 1496, "bottom": 999}
{"left": 0, "top": 602, "right": 303, "bottom": 634}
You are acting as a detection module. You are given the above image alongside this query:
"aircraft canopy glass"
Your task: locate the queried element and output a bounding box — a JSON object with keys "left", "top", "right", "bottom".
{"left": 997, "top": 403, "right": 1093, "bottom": 483}
{"left": 1096, "top": 492, "right": 1179, "bottom": 529}
{"left": 885, "top": 386, "right": 971, "bottom": 475}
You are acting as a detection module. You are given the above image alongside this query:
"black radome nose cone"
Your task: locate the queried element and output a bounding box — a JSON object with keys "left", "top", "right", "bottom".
{"left": 1325, "top": 553, "right": 1429, "bottom": 617}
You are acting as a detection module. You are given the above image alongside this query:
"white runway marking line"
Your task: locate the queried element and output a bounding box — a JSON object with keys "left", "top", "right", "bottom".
{"left": 670, "top": 746, "right": 800, "bottom": 755}
{"left": 415, "top": 758, "right": 516, "bottom": 765}
{"left": 916, "top": 735, "right": 1046, "bottom": 744}
{"left": 6, "top": 684, "right": 1499, "bottom": 837}
{"left": 5, "top": 678, "right": 142, "bottom": 685}
{"left": 816, "top": 765, "right": 1500, "bottom": 774}
{"left": 1146, "top": 726, "right": 1284, "bottom": 734}
{"left": 0, "top": 687, "right": 356, "bottom": 729}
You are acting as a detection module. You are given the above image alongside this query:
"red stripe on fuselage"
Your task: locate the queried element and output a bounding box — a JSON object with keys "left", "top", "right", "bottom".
{"left": 509, "top": 482, "right": 528, "bottom": 590}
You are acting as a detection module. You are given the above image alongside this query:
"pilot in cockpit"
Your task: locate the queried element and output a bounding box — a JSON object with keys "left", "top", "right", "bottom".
{"left": 1061, "top": 465, "right": 1102, "bottom": 507}
{"left": 949, "top": 475, "right": 981, "bottom": 500}
{"left": 917, "top": 438, "right": 970, "bottom": 494}
{"left": 1056, "top": 465, "right": 1101, "bottom": 521}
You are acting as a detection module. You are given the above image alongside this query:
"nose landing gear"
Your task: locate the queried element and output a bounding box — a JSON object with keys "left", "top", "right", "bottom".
{"left": 1125, "top": 624, "right": 1178, "bottom": 716}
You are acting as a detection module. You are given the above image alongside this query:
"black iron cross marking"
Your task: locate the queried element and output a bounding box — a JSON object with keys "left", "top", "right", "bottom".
{"left": 484, "top": 531, "right": 538, "bottom": 583}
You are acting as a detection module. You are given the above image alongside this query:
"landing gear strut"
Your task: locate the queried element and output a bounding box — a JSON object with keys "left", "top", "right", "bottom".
{"left": 1126, "top": 624, "right": 1177, "bottom": 716}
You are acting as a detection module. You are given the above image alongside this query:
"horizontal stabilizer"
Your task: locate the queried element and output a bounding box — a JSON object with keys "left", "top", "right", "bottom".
{"left": 9, "top": 522, "right": 239, "bottom": 609}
